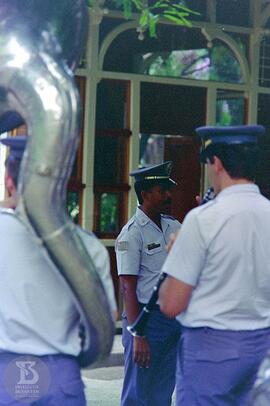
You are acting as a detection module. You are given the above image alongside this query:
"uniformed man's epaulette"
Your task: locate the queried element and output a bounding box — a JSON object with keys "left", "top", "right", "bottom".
{"left": 126, "top": 217, "right": 136, "bottom": 230}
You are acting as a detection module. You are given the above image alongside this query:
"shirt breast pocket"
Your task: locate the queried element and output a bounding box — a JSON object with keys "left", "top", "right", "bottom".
{"left": 143, "top": 245, "right": 164, "bottom": 271}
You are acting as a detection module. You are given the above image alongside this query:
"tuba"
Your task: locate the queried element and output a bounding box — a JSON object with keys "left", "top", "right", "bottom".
{"left": 250, "top": 352, "right": 270, "bottom": 405}
{"left": 0, "top": 0, "right": 114, "bottom": 366}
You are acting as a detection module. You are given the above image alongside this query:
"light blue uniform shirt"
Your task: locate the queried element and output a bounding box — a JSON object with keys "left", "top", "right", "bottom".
{"left": 116, "top": 207, "right": 181, "bottom": 303}
{"left": 162, "top": 184, "right": 270, "bottom": 330}
{"left": 0, "top": 210, "right": 116, "bottom": 356}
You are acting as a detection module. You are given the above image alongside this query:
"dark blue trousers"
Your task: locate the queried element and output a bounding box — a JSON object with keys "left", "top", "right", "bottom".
{"left": 176, "top": 326, "right": 270, "bottom": 406}
{"left": 121, "top": 308, "right": 181, "bottom": 406}
{"left": 0, "top": 352, "right": 86, "bottom": 405}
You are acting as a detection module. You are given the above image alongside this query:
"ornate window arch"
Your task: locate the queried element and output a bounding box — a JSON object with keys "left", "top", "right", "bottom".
{"left": 99, "top": 21, "right": 249, "bottom": 84}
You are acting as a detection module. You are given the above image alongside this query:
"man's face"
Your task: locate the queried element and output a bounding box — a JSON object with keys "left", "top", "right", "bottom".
{"left": 144, "top": 184, "right": 173, "bottom": 214}
{"left": 4, "top": 169, "right": 16, "bottom": 196}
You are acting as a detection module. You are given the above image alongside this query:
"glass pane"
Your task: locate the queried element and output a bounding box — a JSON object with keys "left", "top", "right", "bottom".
{"left": 96, "top": 80, "right": 128, "bottom": 130}
{"left": 139, "top": 39, "right": 243, "bottom": 83}
{"left": 67, "top": 191, "right": 80, "bottom": 224}
{"left": 184, "top": 0, "right": 208, "bottom": 22}
{"left": 216, "top": 0, "right": 250, "bottom": 27}
{"left": 146, "top": 48, "right": 209, "bottom": 80}
{"left": 259, "top": 36, "right": 270, "bottom": 87}
{"left": 94, "top": 134, "right": 128, "bottom": 184}
{"left": 210, "top": 40, "right": 243, "bottom": 83}
{"left": 256, "top": 94, "right": 270, "bottom": 199}
{"left": 227, "top": 32, "right": 249, "bottom": 61}
{"left": 99, "top": 193, "right": 118, "bottom": 233}
{"left": 265, "top": 15, "right": 270, "bottom": 30}
{"left": 100, "top": 17, "right": 125, "bottom": 46}
{"left": 104, "top": 24, "right": 243, "bottom": 83}
{"left": 216, "top": 90, "right": 245, "bottom": 126}
{"left": 258, "top": 94, "right": 270, "bottom": 132}
{"left": 139, "top": 134, "right": 165, "bottom": 166}
{"left": 140, "top": 83, "right": 206, "bottom": 135}
{"left": 104, "top": 25, "right": 207, "bottom": 74}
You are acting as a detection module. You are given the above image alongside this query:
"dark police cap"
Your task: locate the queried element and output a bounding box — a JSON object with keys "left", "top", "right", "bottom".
{"left": 130, "top": 161, "right": 177, "bottom": 187}
{"left": 0, "top": 136, "right": 27, "bottom": 160}
{"left": 0, "top": 111, "right": 25, "bottom": 135}
{"left": 196, "top": 125, "right": 265, "bottom": 163}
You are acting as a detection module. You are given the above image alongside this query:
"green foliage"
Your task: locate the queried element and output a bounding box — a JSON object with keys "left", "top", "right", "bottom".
{"left": 146, "top": 44, "right": 242, "bottom": 85}
{"left": 88, "top": 0, "right": 199, "bottom": 37}
{"left": 209, "top": 45, "right": 241, "bottom": 83}
{"left": 100, "top": 193, "right": 117, "bottom": 233}
{"left": 149, "top": 53, "right": 184, "bottom": 77}
{"left": 216, "top": 98, "right": 244, "bottom": 127}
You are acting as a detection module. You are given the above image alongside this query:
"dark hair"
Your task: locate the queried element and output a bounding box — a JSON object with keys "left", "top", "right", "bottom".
{"left": 134, "top": 181, "right": 157, "bottom": 204}
{"left": 134, "top": 180, "right": 173, "bottom": 204}
{"left": 203, "top": 143, "right": 259, "bottom": 181}
{"left": 5, "top": 156, "right": 21, "bottom": 187}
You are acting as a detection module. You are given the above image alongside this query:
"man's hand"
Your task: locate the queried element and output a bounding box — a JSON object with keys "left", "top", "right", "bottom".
{"left": 119, "top": 276, "right": 151, "bottom": 367}
{"left": 195, "top": 195, "right": 202, "bottom": 205}
{"left": 133, "top": 336, "right": 151, "bottom": 368}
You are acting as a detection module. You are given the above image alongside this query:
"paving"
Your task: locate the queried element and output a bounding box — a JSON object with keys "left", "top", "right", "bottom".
{"left": 82, "top": 333, "right": 176, "bottom": 405}
{"left": 82, "top": 334, "right": 124, "bottom": 405}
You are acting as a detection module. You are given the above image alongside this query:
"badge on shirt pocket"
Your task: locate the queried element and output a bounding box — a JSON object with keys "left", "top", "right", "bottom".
{"left": 143, "top": 242, "right": 163, "bottom": 270}
{"left": 144, "top": 242, "right": 163, "bottom": 257}
{"left": 147, "top": 243, "right": 161, "bottom": 251}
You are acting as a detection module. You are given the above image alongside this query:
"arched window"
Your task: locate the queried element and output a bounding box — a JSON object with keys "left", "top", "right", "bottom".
{"left": 259, "top": 36, "right": 270, "bottom": 87}
{"left": 103, "top": 24, "right": 244, "bottom": 84}
{"left": 142, "top": 39, "right": 243, "bottom": 83}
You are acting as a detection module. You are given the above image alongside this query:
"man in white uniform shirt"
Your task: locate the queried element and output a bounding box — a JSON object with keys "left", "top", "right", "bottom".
{"left": 0, "top": 134, "right": 117, "bottom": 405}
{"left": 159, "top": 125, "right": 270, "bottom": 405}
{"left": 116, "top": 162, "right": 181, "bottom": 406}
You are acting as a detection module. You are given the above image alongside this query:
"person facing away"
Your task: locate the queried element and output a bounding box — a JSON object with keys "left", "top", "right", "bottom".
{"left": 115, "top": 161, "right": 181, "bottom": 406}
{"left": 0, "top": 134, "right": 117, "bottom": 405}
{"left": 159, "top": 125, "right": 270, "bottom": 405}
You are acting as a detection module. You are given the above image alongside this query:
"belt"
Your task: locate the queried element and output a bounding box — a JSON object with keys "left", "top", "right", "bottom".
{"left": 0, "top": 352, "right": 76, "bottom": 362}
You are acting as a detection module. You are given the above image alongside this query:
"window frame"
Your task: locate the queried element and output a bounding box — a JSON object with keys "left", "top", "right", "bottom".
{"left": 93, "top": 128, "right": 131, "bottom": 238}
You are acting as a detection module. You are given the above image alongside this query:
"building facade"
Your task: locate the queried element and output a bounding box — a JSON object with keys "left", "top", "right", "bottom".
{"left": 6, "top": 0, "right": 270, "bottom": 307}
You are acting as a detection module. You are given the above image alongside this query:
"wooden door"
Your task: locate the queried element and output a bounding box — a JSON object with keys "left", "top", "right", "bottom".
{"left": 164, "top": 135, "right": 201, "bottom": 223}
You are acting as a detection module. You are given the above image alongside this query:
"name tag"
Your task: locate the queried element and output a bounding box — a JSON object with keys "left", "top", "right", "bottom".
{"left": 147, "top": 243, "right": 161, "bottom": 251}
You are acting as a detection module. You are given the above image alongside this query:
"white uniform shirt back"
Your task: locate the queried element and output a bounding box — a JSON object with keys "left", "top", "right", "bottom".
{"left": 116, "top": 207, "right": 181, "bottom": 303}
{"left": 0, "top": 210, "right": 116, "bottom": 356}
{"left": 162, "top": 184, "right": 270, "bottom": 330}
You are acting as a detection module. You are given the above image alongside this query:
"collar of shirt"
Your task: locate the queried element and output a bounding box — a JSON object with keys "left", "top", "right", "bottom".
{"left": 135, "top": 207, "right": 150, "bottom": 226}
{"left": 216, "top": 183, "right": 260, "bottom": 201}
{"left": 135, "top": 207, "right": 170, "bottom": 233}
